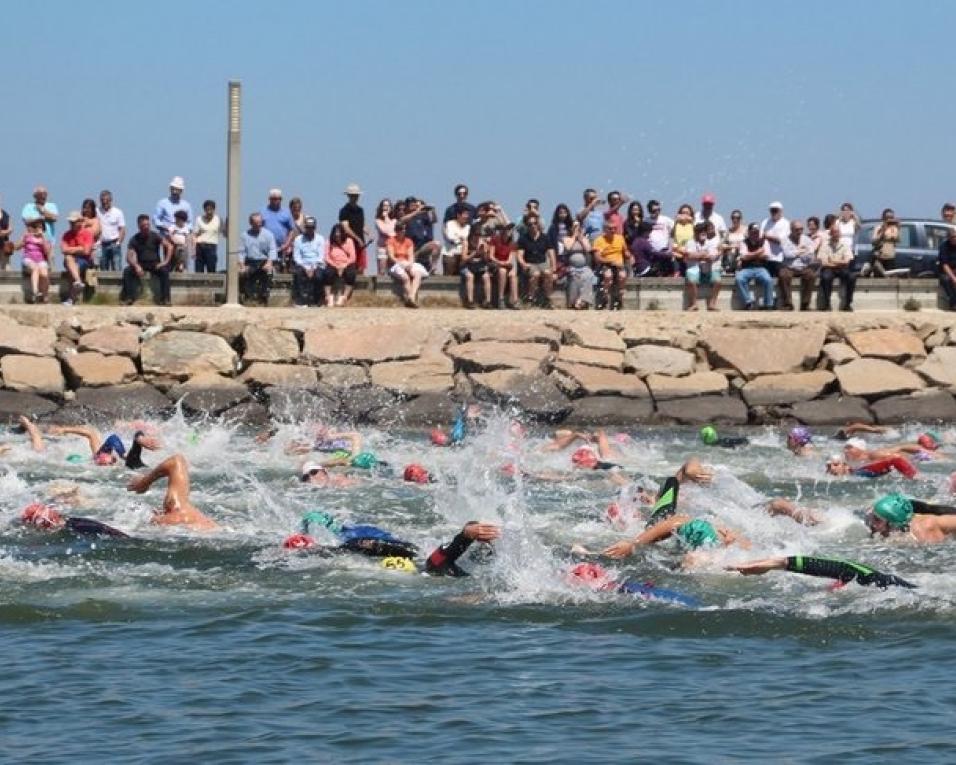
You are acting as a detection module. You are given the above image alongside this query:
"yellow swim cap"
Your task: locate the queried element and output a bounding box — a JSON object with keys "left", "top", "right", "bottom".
{"left": 381, "top": 556, "right": 416, "bottom": 573}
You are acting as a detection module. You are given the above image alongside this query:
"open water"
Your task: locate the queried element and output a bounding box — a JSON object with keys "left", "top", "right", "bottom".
{"left": 1, "top": 412, "right": 955, "bottom": 764}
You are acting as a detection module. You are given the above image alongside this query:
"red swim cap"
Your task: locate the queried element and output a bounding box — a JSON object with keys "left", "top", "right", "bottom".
{"left": 20, "top": 503, "right": 64, "bottom": 529}
{"left": 94, "top": 452, "right": 115, "bottom": 466}
{"left": 918, "top": 433, "right": 939, "bottom": 451}
{"left": 403, "top": 464, "right": 430, "bottom": 484}
{"left": 569, "top": 562, "right": 610, "bottom": 587}
{"left": 430, "top": 429, "right": 450, "bottom": 446}
{"left": 282, "top": 533, "right": 315, "bottom": 550}
{"left": 572, "top": 447, "right": 599, "bottom": 469}
{"left": 500, "top": 462, "right": 518, "bottom": 477}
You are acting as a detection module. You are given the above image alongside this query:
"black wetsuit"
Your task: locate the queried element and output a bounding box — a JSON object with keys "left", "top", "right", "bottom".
{"left": 711, "top": 436, "right": 749, "bottom": 449}
{"left": 425, "top": 528, "right": 481, "bottom": 577}
{"left": 125, "top": 432, "right": 147, "bottom": 470}
{"left": 646, "top": 476, "right": 680, "bottom": 527}
{"left": 594, "top": 461, "right": 620, "bottom": 471}
{"left": 786, "top": 555, "right": 915, "bottom": 589}
{"left": 911, "top": 500, "right": 956, "bottom": 516}
{"left": 64, "top": 517, "right": 129, "bottom": 539}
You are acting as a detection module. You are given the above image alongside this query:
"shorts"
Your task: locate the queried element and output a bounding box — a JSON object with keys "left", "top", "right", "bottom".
{"left": 525, "top": 262, "right": 551, "bottom": 276}
{"left": 390, "top": 262, "right": 429, "bottom": 279}
{"left": 463, "top": 260, "right": 488, "bottom": 276}
{"left": 686, "top": 264, "right": 721, "bottom": 285}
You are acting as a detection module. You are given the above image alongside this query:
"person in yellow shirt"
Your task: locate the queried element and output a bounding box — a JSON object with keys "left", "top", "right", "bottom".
{"left": 592, "top": 222, "right": 630, "bottom": 309}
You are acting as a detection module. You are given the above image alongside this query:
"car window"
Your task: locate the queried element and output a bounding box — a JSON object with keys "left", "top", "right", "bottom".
{"left": 926, "top": 224, "right": 953, "bottom": 251}
{"left": 899, "top": 224, "right": 917, "bottom": 248}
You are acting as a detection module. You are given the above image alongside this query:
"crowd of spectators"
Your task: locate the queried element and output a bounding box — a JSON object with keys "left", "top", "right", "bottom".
{"left": 1, "top": 179, "right": 955, "bottom": 310}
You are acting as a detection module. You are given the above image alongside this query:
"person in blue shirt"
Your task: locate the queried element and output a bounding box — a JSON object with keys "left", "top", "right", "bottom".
{"left": 153, "top": 177, "right": 193, "bottom": 237}
{"left": 20, "top": 186, "right": 59, "bottom": 242}
{"left": 292, "top": 216, "right": 327, "bottom": 307}
{"left": 240, "top": 213, "right": 277, "bottom": 305}
{"left": 261, "top": 188, "right": 296, "bottom": 271}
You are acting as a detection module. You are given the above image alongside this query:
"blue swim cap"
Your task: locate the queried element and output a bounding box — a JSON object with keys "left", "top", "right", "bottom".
{"left": 676, "top": 519, "right": 719, "bottom": 550}
{"left": 301, "top": 510, "right": 342, "bottom": 534}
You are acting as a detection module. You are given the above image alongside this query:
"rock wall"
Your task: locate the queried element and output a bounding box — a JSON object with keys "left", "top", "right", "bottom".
{"left": 3, "top": 307, "right": 956, "bottom": 427}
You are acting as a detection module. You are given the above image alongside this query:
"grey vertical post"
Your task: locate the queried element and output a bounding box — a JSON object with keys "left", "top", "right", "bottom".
{"left": 224, "top": 81, "right": 242, "bottom": 306}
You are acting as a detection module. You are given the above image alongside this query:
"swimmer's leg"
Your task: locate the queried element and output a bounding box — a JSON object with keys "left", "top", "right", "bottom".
{"left": 19, "top": 415, "right": 45, "bottom": 453}
{"left": 594, "top": 429, "right": 620, "bottom": 460}
{"left": 48, "top": 425, "right": 103, "bottom": 456}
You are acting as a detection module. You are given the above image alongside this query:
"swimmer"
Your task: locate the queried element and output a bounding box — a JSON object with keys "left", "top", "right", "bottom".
{"left": 600, "top": 514, "right": 748, "bottom": 560}
{"left": 126, "top": 453, "right": 219, "bottom": 531}
{"left": 864, "top": 493, "right": 956, "bottom": 543}
{"left": 833, "top": 422, "right": 887, "bottom": 441}
{"left": 570, "top": 430, "right": 622, "bottom": 468}
{"left": 431, "top": 403, "right": 481, "bottom": 447}
{"left": 284, "top": 514, "right": 501, "bottom": 577}
{"left": 545, "top": 429, "right": 597, "bottom": 452}
{"left": 699, "top": 425, "right": 748, "bottom": 449}
{"left": 825, "top": 453, "right": 917, "bottom": 479}
{"left": 613, "top": 457, "right": 715, "bottom": 529}
{"left": 842, "top": 437, "right": 934, "bottom": 464}
{"left": 567, "top": 562, "right": 699, "bottom": 607}
{"left": 299, "top": 462, "right": 360, "bottom": 488}
{"left": 786, "top": 426, "right": 814, "bottom": 456}
{"left": 19, "top": 503, "right": 129, "bottom": 538}
{"left": 727, "top": 555, "right": 915, "bottom": 589}
{"left": 285, "top": 427, "right": 363, "bottom": 463}
{"left": 46, "top": 424, "right": 159, "bottom": 467}
{"left": 403, "top": 463, "right": 435, "bottom": 484}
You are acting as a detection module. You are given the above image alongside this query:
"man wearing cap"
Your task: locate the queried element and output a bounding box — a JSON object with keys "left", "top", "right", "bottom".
{"left": 694, "top": 194, "right": 727, "bottom": 237}
{"left": 153, "top": 177, "right": 193, "bottom": 238}
{"left": 292, "top": 216, "right": 327, "bottom": 307}
{"left": 61, "top": 211, "right": 95, "bottom": 305}
{"left": 339, "top": 183, "right": 370, "bottom": 274}
{"left": 759, "top": 202, "right": 790, "bottom": 290}
{"left": 21, "top": 186, "right": 59, "bottom": 242}
{"left": 239, "top": 212, "right": 277, "bottom": 305}
{"left": 261, "top": 189, "right": 296, "bottom": 272}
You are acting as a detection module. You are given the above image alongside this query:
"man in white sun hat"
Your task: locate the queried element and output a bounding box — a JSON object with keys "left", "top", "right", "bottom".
{"left": 153, "top": 176, "right": 193, "bottom": 237}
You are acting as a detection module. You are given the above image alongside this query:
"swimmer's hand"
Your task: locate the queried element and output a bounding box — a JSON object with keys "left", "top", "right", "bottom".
{"left": 679, "top": 461, "right": 714, "bottom": 486}
{"left": 463, "top": 522, "right": 501, "bottom": 542}
{"left": 135, "top": 434, "right": 161, "bottom": 451}
{"left": 603, "top": 540, "right": 636, "bottom": 559}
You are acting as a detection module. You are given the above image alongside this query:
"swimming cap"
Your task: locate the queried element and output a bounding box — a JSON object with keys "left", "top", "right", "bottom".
{"left": 20, "top": 503, "right": 64, "bottom": 529}
{"left": 605, "top": 502, "right": 626, "bottom": 530}
{"left": 500, "top": 462, "right": 518, "bottom": 477}
{"left": 381, "top": 556, "right": 416, "bottom": 573}
{"left": 676, "top": 519, "right": 719, "bottom": 549}
{"left": 699, "top": 425, "right": 718, "bottom": 446}
{"left": 918, "top": 432, "right": 940, "bottom": 451}
{"left": 94, "top": 452, "right": 115, "bottom": 466}
{"left": 789, "top": 426, "right": 812, "bottom": 447}
{"left": 873, "top": 493, "right": 914, "bottom": 528}
{"left": 350, "top": 452, "right": 378, "bottom": 470}
{"left": 568, "top": 562, "right": 610, "bottom": 588}
{"left": 403, "top": 464, "right": 430, "bottom": 484}
{"left": 300, "top": 462, "right": 326, "bottom": 481}
{"left": 301, "top": 510, "right": 342, "bottom": 534}
{"left": 66, "top": 453, "right": 86, "bottom": 464}
{"left": 282, "top": 533, "right": 316, "bottom": 549}
{"left": 430, "top": 429, "right": 450, "bottom": 446}
{"left": 571, "top": 447, "right": 599, "bottom": 469}
{"left": 845, "top": 438, "right": 867, "bottom": 452}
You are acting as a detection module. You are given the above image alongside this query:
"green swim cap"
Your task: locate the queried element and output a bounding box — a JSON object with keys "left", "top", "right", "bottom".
{"left": 699, "top": 425, "right": 718, "bottom": 446}
{"left": 330, "top": 449, "right": 351, "bottom": 461}
{"left": 66, "top": 453, "right": 86, "bottom": 464}
{"left": 676, "top": 519, "right": 719, "bottom": 549}
{"left": 301, "top": 510, "right": 342, "bottom": 534}
{"left": 188, "top": 431, "right": 201, "bottom": 445}
{"left": 350, "top": 452, "right": 378, "bottom": 470}
{"left": 873, "top": 493, "right": 913, "bottom": 528}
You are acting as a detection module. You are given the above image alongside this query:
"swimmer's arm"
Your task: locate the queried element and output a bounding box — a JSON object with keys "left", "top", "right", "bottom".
{"left": 766, "top": 498, "right": 820, "bottom": 526}
{"left": 544, "top": 430, "right": 591, "bottom": 452}
{"left": 594, "top": 429, "right": 620, "bottom": 461}
{"left": 47, "top": 425, "right": 103, "bottom": 455}
{"left": 726, "top": 557, "right": 788, "bottom": 576}
{"left": 603, "top": 515, "right": 691, "bottom": 558}
{"left": 18, "top": 416, "right": 44, "bottom": 452}
{"left": 676, "top": 458, "right": 713, "bottom": 486}
{"left": 425, "top": 522, "right": 500, "bottom": 575}
{"left": 843, "top": 423, "right": 886, "bottom": 436}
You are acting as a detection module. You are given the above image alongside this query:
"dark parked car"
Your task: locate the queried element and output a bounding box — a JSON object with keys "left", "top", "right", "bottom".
{"left": 853, "top": 218, "right": 956, "bottom": 277}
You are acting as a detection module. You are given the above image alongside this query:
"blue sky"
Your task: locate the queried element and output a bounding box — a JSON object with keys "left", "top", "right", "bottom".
{"left": 3, "top": 0, "right": 954, "bottom": 234}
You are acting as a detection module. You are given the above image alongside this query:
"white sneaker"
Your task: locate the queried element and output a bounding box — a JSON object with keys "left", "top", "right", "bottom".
{"left": 62, "top": 299, "right": 74, "bottom": 306}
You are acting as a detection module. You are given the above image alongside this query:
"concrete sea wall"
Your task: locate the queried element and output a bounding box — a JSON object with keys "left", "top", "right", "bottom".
{"left": 2, "top": 306, "right": 956, "bottom": 427}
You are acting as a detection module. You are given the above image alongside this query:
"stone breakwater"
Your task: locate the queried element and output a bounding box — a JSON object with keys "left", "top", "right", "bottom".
{"left": 1, "top": 306, "right": 956, "bottom": 427}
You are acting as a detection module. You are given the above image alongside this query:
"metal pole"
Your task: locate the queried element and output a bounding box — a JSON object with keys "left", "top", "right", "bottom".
{"left": 223, "top": 81, "right": 242, "bottom": 306}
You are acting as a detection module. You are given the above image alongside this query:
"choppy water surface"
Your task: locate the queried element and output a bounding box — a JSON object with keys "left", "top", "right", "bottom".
{"left": 2, "top": 413, "right": 955, "bottom": 763}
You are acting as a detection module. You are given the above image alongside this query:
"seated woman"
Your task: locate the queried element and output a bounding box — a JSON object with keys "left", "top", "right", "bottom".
{"left": 16, "top": 219, "right": 52, "bottom": 303}
{"left": 323, "top": 223, "right": 357, "bottom": 307}
{"left": 387, "top": 222, "right": 427, "bottom": 308}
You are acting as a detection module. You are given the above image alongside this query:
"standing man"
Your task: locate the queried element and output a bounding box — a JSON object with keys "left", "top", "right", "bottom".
{"left": 153, "top": 177, "right": 192, "bottom": 238}
{"left": 444, "top": 184, "right": 477, "bottom": 224}
{"left": 759, "top": 201, "right": 790, "bottom": 285}
{"left": 778, "top": 219, "right": 816, "bottom": 311}
{"left": 339, "top": 183, "right": 370, "bottom": 275}
{"left": 292, "top": 216, "right": 327, "bottom": 307}
{"left": 938, "top": 227, "right": 956, "bottom": 311}
{"left": 21, "top": 186, "right": 59, "bottom": 242}
{"left": 261, "top": 188, "right": 296, "bottom": 272}
{"left": 817, "top": 222, "right": 857, "bottom": 312}
{"left": 694, "top": 193, "right": 727, "bottom": 238}
{"left": 97, "top": 190, "right": 126, "bottom": 271}
{"left": 240, "top": 212, "right": 277, "bottom": 305}
{"left": 121, "top": 214, "right": 171, "bottom": 306}
{"left": 576, "top": 188, "right": 605, "bottom": 241}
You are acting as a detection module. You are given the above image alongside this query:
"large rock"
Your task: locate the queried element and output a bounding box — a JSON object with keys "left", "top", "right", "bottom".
{"left": 238, "top": 363, "right": 318, "bottom": 388}
{"left": 167, "top": 373, "right": 251, "bottom": 414}
{"left": 68, "top": 383, "right": 170, "bottom": 419}
{"left": 467, "top": 323, "right": 561, "bottom": 347}
{"left": 0, "top": 355, "right": 64, "bottom": 395}
{"left": 316, "top": 364, "right": 369, "bottom": 388}
{"left": 77, "top": 325, "right": 140, "bottom": 358}
{"left": 563, "top": 325, "right": 625, "bottom": 352}
{"left": 206, "top": 319, "right": 248, "bottom": 344}
{"left": 790, "top": 395, "right": 873, "bottom": 425}
{"left": 302, "top": 324, "right": 432, "bottom": 364}
{"left": 619, "top": 323, "right": 699, "bottom": 351}
{"left": 625, "top": 346, "right": 696, "bottom": 378}
{"left": 656, "top": 396, "right": 748, "bottom": 425}
{"left": 370, "top": 358, "right": 454, "bottom": 395}
{"left": 220, "top": 401, "right": 270, "bottom": 428}
{"left": 741, "top": 371, "right": 836, "bottom": 407}
{"left": 141, "top": 331, "right": 238, "bottom": 381}
{"left": 702, "top": 326, "right": 826, "bottom": 379}
{"left": 0, "top": 390, "right": 60, "bottom": 423}
{"left": 551, "top": 363, "right": 649, "bottom": 398}
{"left": 62, "top": 352, "right": 139, "bottom": 388}
{"left": 821, "top": 342, "right": 859, "bottom": 367}
{"left": 470, "top": 371, "right": 571, "bottom": 420}
{"left": 0, "top": 322, "right": 56, "bottom": 357}
{"left": 395, "top": 393, "right": 462, "bottom": 427}
{"left": 448, "top": 341, "right": 553, "bottom": 373}
{"left": 340, "top": 385, "right": 397, "bottom": 424}
{"left": 241, "top": 326, "right": 300, "bottom": 363}
{"left": 268, "top": 386, "right": 339, "bottom": 423}
{"left": 562, "top": 395, "right": 654, "bottom": 425}
{"left": 871, "top": 391, "right": 956, "bottom": 424}
{"left": 646, "top": 372, "right": 728, "bottom": 401}
{"left": 915, "top": 347, "right": 956, "bottom": 388}
{"left": 846, "top": 328, "right": 926, "bottom": 362}
{"left": 557, "top": 345, "right": 624, "bottom": 370}
{"left": 835, "top": 358, "right": 925, "bottom": 398}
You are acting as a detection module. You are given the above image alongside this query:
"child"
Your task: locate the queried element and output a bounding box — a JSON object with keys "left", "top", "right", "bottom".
{"left": 16, "top": 219, "right": 52, "bottom": 303}
{"left": 166, "top": 209, "right": 193, "bottom": 272}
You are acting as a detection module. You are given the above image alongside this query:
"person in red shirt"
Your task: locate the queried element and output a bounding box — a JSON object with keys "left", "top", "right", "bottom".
{"left": 61, "top": 211, "right": 94, "bottom": 305}
{"left": 489, "top": 224, "right": 519, "bottom": 309}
